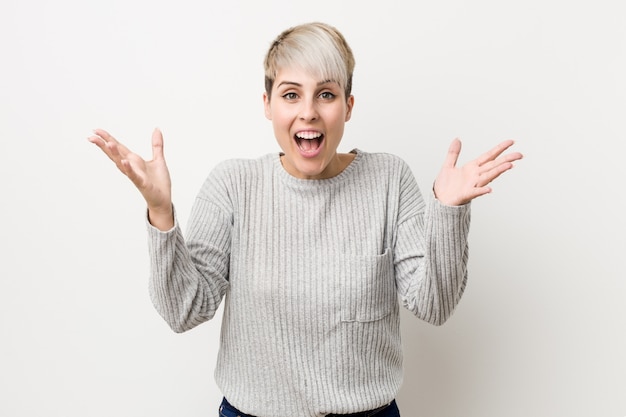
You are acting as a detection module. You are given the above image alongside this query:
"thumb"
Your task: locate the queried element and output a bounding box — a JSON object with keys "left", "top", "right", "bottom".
{"left": 152, "top": 128, "right": 165, "bottom": 161}
{"left": 443, "top": 138, "right": 462, "bottom": 169}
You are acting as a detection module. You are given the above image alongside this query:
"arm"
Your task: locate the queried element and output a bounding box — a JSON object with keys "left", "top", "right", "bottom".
{"left": 395, "top": 195, "right": 470, "bottom": 325}
{"left": 395, "top": 139, "right": 522, "bottom": 325}
{"left": 89, "top": 129, "right": 229, "bottom": 332}
{"left": 434, "top": 138, "right": 523, "bottom": 206}
{"left": 147, "top": 199, "right": 231, "bottom": 333}
{"left": 88, "top": 128, "right": 174, "bottom": 230}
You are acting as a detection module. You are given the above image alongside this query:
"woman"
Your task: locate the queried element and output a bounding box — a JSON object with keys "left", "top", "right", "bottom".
{"left": 89, "top": 22, "right": 522, "bottom": 417}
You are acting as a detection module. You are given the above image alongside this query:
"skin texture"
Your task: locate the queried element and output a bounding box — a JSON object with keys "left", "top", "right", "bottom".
{"left": 88, "top": 65, "right": 523, "bottom": 229}
{"left": 88, "top": 128, "right": 174, "bottom": 231}
{"left": 264, "top": 67, "right": 355, "bottom": 180}
{"left": 433, "top": 138, "right": 523, "bottom": 206}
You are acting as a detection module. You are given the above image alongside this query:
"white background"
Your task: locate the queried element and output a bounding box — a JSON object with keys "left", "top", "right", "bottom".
{"left": 1, "top": 0, "right": 624, "bottom": 416}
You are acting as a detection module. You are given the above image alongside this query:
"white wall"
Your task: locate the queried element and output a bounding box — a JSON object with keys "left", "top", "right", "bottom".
{"left": 1, "top": 1, "right": 624, "bottom": 416}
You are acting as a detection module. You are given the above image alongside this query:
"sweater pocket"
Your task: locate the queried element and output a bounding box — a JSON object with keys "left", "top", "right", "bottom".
{"left": 341, "top": 248, "right": 396, "bottom": 323}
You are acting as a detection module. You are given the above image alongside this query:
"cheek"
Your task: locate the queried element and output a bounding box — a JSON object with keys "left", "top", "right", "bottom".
{"left": 327, "top": 112, "right": 347, "bottom": 130}
{"left": 271, "top": 116, "right": 293, "bottom": 141}
{"left": 271, "top": 109, "right": 294, "bottom": 131}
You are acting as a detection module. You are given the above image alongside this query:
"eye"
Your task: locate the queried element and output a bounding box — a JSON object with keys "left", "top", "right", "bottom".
{"left": 319, "top": 91, "right": 336, "bottom": 100}
{"left": 282, "top": 92, "right": 298, "bottom": 100}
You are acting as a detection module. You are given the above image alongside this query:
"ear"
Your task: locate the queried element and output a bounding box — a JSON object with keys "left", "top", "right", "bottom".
{"left": 345, "top": 95, "right": 355, "bottom": 122}
{"left": 263, "top": 92, "right": 272, "bottom": 120}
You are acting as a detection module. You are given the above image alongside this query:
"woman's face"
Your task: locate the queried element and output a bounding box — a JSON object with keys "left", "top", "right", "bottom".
{"left": 264, "top": 66, "right": 354, "bottom": 180}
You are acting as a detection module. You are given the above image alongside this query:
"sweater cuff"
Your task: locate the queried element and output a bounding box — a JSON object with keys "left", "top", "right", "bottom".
{"left": 430, "top": 190, "right": 471, "bottom": 214}
{"left": 145, "top": 205, "right": 179, "bottom": 234}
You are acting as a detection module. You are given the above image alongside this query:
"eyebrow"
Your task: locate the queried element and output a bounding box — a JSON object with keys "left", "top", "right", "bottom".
{"left": 276, "top": 80, "right": 335, "bottom": 89}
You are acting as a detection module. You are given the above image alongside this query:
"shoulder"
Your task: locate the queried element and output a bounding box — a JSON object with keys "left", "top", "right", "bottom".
{"left": 197, "top": 153, "right": 275, "bottom": 199}
{"left": 354, "top": 149, "right": 414, "bottom": 180}
{"left": 210, "top": 154, "right": 274, "bottom": 178}
{"left": 356, "top": 149, "right": 422, "bottom": 201}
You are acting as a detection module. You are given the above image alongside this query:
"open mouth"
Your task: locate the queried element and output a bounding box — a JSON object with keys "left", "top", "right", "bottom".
{"left": 295, "top": 131, "right": 324, "bottom": 153}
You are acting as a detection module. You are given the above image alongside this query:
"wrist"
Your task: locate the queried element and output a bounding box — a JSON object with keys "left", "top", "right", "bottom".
{"left": 148, "top": 205, "right": 174, "bottom": 231}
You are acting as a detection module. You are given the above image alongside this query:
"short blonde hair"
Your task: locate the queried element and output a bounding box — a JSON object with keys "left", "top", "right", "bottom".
{"left": 263, "top": 22, "right": 355, "bottom": 100}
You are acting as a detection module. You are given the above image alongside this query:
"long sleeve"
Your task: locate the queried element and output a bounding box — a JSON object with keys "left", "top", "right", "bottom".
{"left": 393, "top": 165, "right": 471, "bottom": 325}
{"left": 147, "top": 173, "right": 233, "bottom": 333}
{"left": 144, "top": 151, "right": 472, "bottom": 417}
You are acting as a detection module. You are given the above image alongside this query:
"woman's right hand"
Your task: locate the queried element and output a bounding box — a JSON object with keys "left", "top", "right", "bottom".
{"left": 88, "top": 128, "right": 174, "bottom": 230}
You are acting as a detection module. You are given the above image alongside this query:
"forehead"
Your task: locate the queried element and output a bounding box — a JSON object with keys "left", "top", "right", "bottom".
{"left": 274, "top": 66, "right": 339, "bottom": 88}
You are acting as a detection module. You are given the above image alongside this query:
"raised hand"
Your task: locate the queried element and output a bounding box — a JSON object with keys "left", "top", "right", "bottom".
{"left": 88, "top": 128, "right": 174, "bottom": 230}
{"left": 433, "top": 138, "right": 523, "bottom": 206}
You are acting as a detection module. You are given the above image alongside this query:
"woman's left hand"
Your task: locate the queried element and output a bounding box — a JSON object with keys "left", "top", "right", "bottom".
{"left": 433, "top": 138, "right": 523, "bottom": 206}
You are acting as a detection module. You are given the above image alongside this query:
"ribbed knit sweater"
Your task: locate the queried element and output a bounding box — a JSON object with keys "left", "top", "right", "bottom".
{"left": 147, "top": 149, "right": 471, "bottom": 417}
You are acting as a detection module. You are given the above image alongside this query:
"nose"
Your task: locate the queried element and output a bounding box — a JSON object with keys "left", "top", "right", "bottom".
{"left": 298, "top": 98, "right": 318, "bottom": 121}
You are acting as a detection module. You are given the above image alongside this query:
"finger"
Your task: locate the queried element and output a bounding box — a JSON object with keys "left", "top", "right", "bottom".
{"left": 505, "top": 151, "right": 524, "bottom": 163}
{"left": 121, "top": 158, "right": 146, "bottom": 189}
{"left": 92, "top": 128, "right": 134, "bottom": 156}
{"left": 90, "top": 136, "right": 131, "bottom": 170}
{"left": 107, "top": 140, "right": 123, "bottom": 160}
{"left": 477, "top": 150, "right": 524, "bottom": 175}
{"left": 455, "top": 185, "right": 493, "bottom": 206}
{"left": 152, "top": 128, "right": 165, "bottom": 161}
{"left": 92, "top": 128, "right": 116, "bottom": 143}
{"left": 479, "top": 161, "right": 516, "bottom": 186}
{"left": 476, "top": 139, "right": 515, "bottom": 166}
{"left": 472, "top": 185, "right": 493, "bottom": 199}
{"left": 87, "top": 134, "right": 107, "bottom": 149}
{"left": 88, "top": 133, "right": 118, "bottom": 161}
{"left": 443, "top": 138, "right": 462, "bottom": 168}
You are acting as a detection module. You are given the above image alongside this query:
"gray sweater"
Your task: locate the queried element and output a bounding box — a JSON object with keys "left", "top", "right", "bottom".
{"left": 147, "top": 150, "right": 471, "bottom": 417}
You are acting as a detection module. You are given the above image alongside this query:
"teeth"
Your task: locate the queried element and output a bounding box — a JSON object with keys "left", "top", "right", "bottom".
{"left": 296, "top": 131, "right": 322, "bottom": 140}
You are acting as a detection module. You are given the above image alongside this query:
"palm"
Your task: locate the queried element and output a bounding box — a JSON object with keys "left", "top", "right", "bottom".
{"left": 88, "top": 128, "right": 172, "bottom": 211}
{"left": 433, "top": 138, "right": 523, "bottom": 206}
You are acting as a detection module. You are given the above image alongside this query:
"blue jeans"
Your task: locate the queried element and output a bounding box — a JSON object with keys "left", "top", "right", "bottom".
{"left": 219, "top": 397, "right": 401, "bottom": 417}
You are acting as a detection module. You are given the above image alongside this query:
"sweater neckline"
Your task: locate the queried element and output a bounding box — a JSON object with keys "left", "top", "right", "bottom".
{"left": 273, "top": 149, "right": 363, "bottom": 188}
